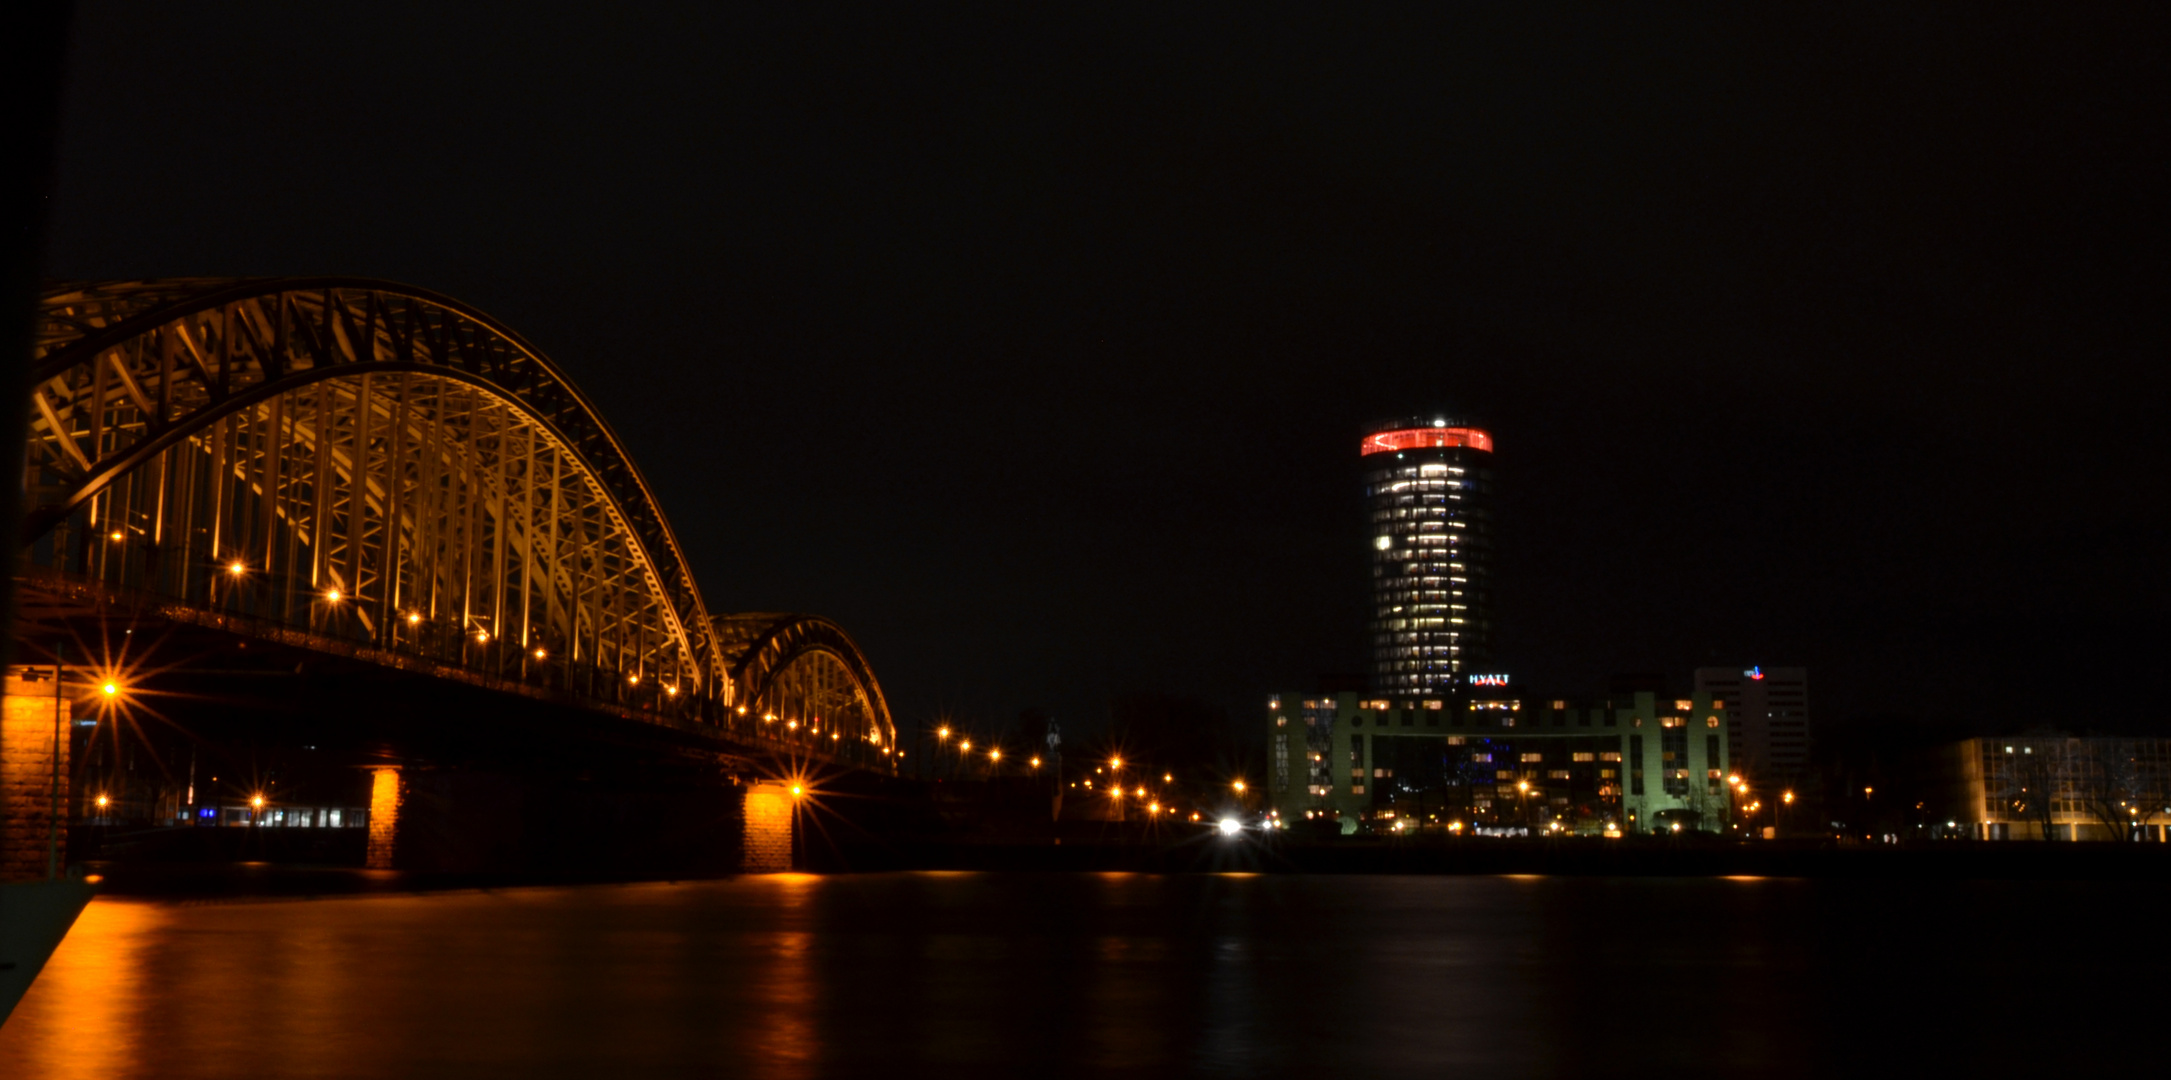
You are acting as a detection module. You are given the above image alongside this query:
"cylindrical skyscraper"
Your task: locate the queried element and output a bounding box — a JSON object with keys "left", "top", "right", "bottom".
{"left": 1362, "top": 415, "right": 1496, "bottom": 695}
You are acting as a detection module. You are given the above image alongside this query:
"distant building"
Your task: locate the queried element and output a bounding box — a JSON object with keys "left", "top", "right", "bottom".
{"left": 1265, "top": 683, "right": 1733, "bottom": 836}
{"left": 1694, "top": 666, "right": 1809, "bottom": 792}
{"left": 1929, "top": 735, "right": 2171, "bottom": 842}
{"left": 1362, "top": 416, "right": 1495, "bottom": 695}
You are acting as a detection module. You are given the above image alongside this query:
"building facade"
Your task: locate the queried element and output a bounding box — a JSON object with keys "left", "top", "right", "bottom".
{"left": 1362, "top": 417, "right": 1495, "bottom": 695}
{"left": 1266, "top": 685, "right": 1732, "bottom": 835}
{"left": 1694, "top": 666, "right": 1809, "bottom": 793}
{"left": 1930, "top": 735, "right": 2170, "bottom": 842}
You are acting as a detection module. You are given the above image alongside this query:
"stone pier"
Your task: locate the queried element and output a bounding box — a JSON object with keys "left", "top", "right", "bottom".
{"left": 366, "top": 766, "right": 403, "bottom": 870}
{"left": 741, "top": 783, "right": 795, "bottom": 872}
{"left": 2, "top": 676, "right": 73, "bottom": 882}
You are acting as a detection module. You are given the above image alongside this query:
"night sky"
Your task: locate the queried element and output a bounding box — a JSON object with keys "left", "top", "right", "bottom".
{"left": 39, "top": 4, "right": 2168, "bottom": 745}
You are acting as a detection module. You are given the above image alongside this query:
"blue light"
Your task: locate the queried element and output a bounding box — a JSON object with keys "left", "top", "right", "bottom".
{"left": 198, "top": 807, "right": 216, "bottom": 819}
{"left": 1745, "top": 666, "right": 1764, "bottom": 680}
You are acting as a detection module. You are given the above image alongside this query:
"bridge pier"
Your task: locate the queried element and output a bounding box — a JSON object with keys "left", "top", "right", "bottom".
{"left": 366, "top": 767, "right": 402, "bottom": 870}
{"left": 2, "top": 677, "right": 72, "bottom": 882}
{"left": 741, "top": 783, "right": 796, "bottom": 872}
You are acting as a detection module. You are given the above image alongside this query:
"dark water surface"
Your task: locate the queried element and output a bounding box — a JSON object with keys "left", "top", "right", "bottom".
{"left": 1, "top": 872, "right": 2155, "bottom": 1077}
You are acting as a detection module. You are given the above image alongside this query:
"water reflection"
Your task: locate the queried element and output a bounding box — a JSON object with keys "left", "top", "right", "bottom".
{"left": 0, "top": 873, "right": 2158, "bottom": 1077}
{"left": 3, "top": 898, "right": 163, "bottom": 1080}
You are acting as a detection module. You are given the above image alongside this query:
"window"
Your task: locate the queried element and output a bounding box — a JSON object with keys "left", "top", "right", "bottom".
{"left": 1471, "top": 753, "right": 1492, "bottom": 763}
{"left": 1706, "top": 716, "right": 1720, "bottom": 728}
{"left": 1629, "top": 736, "right": 1645, "bottom": 795}
{"left": 1521, "top": 752, "right": 1544, "bottom": 762}
{"left": 1572, "top": 752, "right": 1596, "bottom": 762}
{"left": 1547, "top": 770, "right": 1571, "bottom": 780}
{"left": 1551, "top": 700, "right": 1567, "bottom": 710}
{"left": 1600, "top": 751, "right": 1622, "bottom": 762}
{"left": 1675, "top": 700, "right": 1693, "bottom": 711}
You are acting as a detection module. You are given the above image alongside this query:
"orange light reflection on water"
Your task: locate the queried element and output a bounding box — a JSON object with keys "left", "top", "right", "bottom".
{"left": 0, "top": 899, "right": 164, "bottom": 1080}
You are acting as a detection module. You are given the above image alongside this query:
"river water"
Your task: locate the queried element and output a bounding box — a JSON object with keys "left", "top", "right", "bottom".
{"left": 0, "top": 872, "right": 2154, "bottom": 1077}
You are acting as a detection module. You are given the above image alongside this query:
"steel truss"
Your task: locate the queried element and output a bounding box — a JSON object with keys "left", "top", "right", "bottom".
{"left": 23, "top": 278, "right": 895, "bottom": 767}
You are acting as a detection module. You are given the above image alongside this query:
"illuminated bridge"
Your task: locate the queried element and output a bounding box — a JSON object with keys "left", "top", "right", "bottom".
{"left": 6, "top": 278, "right": 897, "bottom": 876}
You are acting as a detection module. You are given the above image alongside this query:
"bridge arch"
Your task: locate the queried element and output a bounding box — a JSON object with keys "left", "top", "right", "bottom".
{"left": 23, "top": 279, "right": 737, "bottom": 721}
{"left": 715, "top": 613, "right": 897, "bottom": 758}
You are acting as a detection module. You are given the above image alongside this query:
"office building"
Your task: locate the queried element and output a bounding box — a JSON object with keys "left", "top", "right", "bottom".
{"left": 1694, "top": 666, "right": 1809, "bottom": 792}
{"left": 1363, "top": 416, "right": 1495, "bottom": 695}
{"left": 1930, "top": 735, "right": 2170, "bottom": 842}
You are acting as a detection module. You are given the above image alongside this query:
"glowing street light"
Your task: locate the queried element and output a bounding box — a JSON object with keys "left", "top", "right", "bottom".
{"left": 1216, "top": 818, "right": 1241, "bottom": 836}
{"left": 100, "top": 681, "right": 119, "bottom": 697}
{"left": 95, "top": 794, "right": 110, "bottom": 810}
{"left": 1232, "top": 779, "right": 1246, "bottom": 794}
{"left": 325, "top": 589, "right": 342, "bottom": 602}
{"left": 1109, "top": 756, "right": 1123, "bottom": 771}
{"left": 1030, "top": 757, "right": 1041, "bottom": 769}
{"left": 407, "top": 612, "right": 423, "bottom": 625}
{"left": 533, "top": 648, "right": 547, "bottom": 660}
{"left": 989, "top": 749, "right": 1002, "bottom": 763}
{"left": 250, "top": 794, "right": 266, "bottom": 810}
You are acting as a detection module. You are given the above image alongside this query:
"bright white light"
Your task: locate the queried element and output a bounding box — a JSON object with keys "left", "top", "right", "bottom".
{"left": 1375, "top": 535, "right": 1392, "bottom": 551}
{"left": 1217, "top": 818, "right": 1242, "bottom": 836}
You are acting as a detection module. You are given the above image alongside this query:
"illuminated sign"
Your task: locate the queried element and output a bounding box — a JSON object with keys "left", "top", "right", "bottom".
{"left": 1360, "top": 426, "right": 1493, "bottom": 456}
{"left": 1745, "top": 666, "right": 1765, "bottom": 680}
{"left": 1467, "top": 674, "right": 1510, "bottom": 687}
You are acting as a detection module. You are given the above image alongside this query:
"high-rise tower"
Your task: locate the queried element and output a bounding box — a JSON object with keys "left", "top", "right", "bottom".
{"left": 1362, "top": 415, "right": 1495, "bottom": 695}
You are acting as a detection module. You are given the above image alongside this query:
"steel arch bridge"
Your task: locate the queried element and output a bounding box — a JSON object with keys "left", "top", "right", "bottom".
{"left": 21, "top": 277, "right": 896, "bottom": 769}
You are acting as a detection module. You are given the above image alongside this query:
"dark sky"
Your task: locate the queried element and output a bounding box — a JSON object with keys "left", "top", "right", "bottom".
{"left": 41, "top": 3, "right": 2169, "bottom": 742}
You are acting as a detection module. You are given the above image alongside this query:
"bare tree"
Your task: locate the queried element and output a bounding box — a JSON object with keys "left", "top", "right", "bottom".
{"left": 1994, "top": 745, "right": 2063, "bottom": 841}
{"left": 2077, "top": 740, "right": 2169, "bottom": 842}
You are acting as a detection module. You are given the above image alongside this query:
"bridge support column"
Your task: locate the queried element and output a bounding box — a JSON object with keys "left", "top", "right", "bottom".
{"left": 741, "top": 783, "right": 795, "bottom": 872}
{"left": 366, "top": 766, "right": 403, "bottom": 870}
{"left": 2, "top": 677, "right": 71, "bottom": 882}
